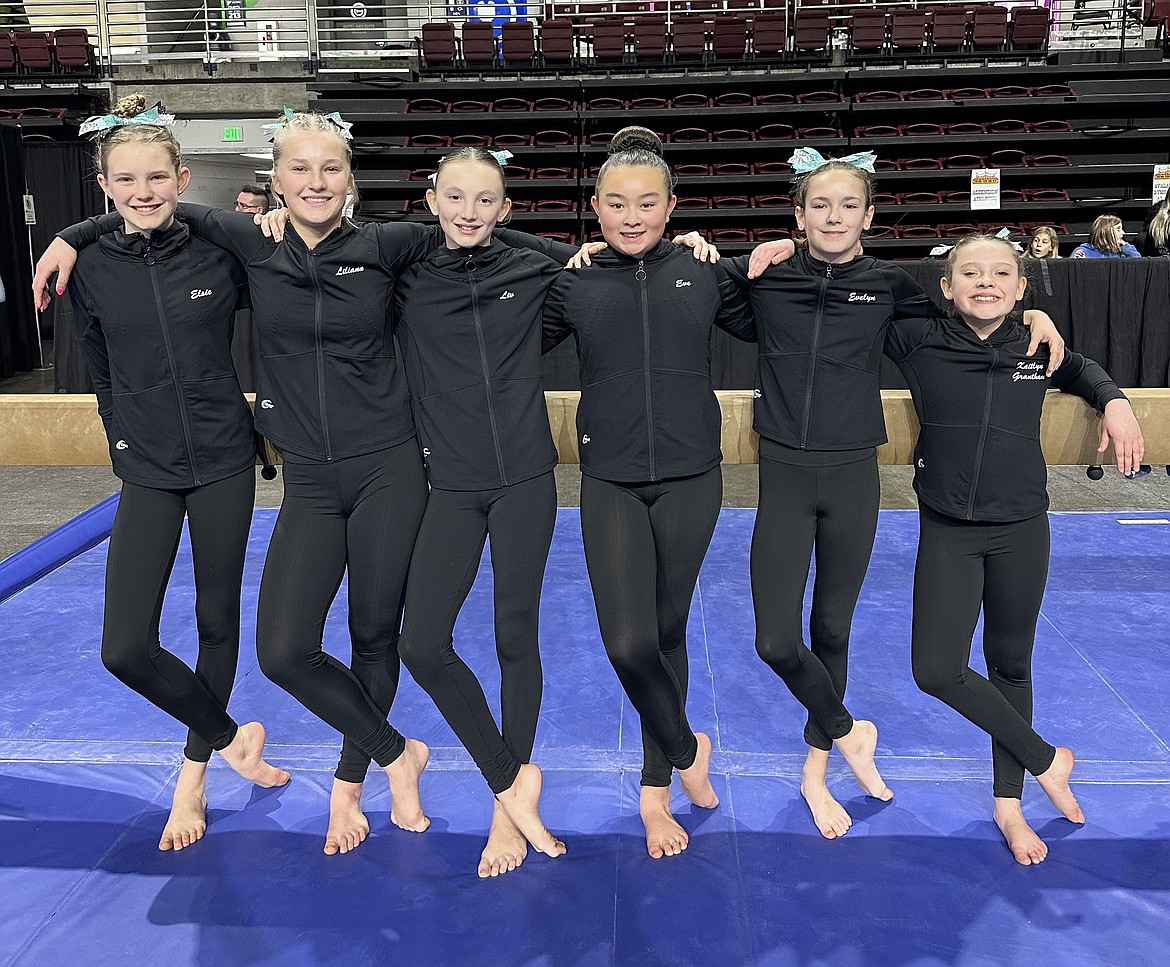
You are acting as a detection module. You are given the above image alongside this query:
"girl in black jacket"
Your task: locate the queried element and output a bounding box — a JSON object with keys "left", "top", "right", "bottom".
{"left": 886, "top": 235, "right": 1143, "bottom": 865}
{"left": 62, "top": 95, "right": 288, "bottom": 852}
{"left": 720, "top": 152, "right": 1065, "bottom": 841}
{"left": 40, "top": 111, "right": 438, "bottom": 856}
{"left": 392, "top": 148, "right": 567, "bottom": 875}
{"left": 542, "top": 127, "right": 757, "bottom": 860}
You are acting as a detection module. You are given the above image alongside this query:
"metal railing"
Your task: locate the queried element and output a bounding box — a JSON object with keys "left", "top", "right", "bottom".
{"left": 8, "top": 0, "right": 1159, "bottom": 74}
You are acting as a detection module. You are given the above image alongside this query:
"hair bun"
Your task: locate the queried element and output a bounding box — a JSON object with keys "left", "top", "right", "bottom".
{"left": 609, "top": 126, "right": 664, "bottom": 157}
{"left": 112, "top": 93, "right": 148, "bottom": 119}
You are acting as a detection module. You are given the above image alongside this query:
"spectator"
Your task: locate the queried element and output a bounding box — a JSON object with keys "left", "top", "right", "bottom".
{"left": 1026, "top": 226, "right": 1061, "bottom": 259}
{"left": 1070, "top": 215, "right": 1140, "bottom": 259}
{"left": 1135, "top": 198, "right": 1170, "bottom": 258}
{"left": 233, "top": 183, "right": 270, "bottom": 214}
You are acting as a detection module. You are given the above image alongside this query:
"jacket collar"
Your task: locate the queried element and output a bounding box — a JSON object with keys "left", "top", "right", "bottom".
{"left": 425, "top": 239, "right": 511, "bottom": 274}
{"left": 97, "top": 218, "right": 189, "bottom": 262}
{"left": 283, "top": 217, "right": 358, "bottom": 255}
{"left": 587, "top": 238, "right": 676, "bottom": 268}
{"left": 943, "top": 311, "right": 1029, "bottom": 346}
{"left": 791, "top": 247, "right": 876, "bottom": 277}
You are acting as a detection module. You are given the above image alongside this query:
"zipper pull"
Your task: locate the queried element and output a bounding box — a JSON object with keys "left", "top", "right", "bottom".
{"left": 143, "top": 237, "right": 155, "bottom": 266}
{"left": 465, "top": 256, "right": 477, "bottom": 273}
{"left": 635, "top": 260, "right": 647, "bottom": 282}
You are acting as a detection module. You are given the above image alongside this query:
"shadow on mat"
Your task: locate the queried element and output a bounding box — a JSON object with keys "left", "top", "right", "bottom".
{"left": 3, "top": 775, "right": 1170, "bottom": 967}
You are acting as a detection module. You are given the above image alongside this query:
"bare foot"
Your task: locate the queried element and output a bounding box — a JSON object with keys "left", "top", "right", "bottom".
{"left": 677, "top": 732, "right": 719, "bottom": 809}
{"left": 994, "top": 797, "right": 1048, "bottom": 866}
{"left": 324, "top": 778, "right": 369, "bottom": 855}
{"left": 219, "top": 722, "right": 291, "bottom": 788}
{"left": 800, "top": 751, "right": 852, "bottom": 839}
{"left": 159, "top": 758, "right": 208, "bottom": 852}
{"left": 478, "top": 800, "right": 528, "bottom": 878}
{"left": 495, "top": 763, "right": 566, "bottom": 858}
{"left": 834, "top": 720, "right": 893, "bottom": 801}
{"left": 384, "top": 738, "right": 430, "bottom": 832}
{"left": 640, "top": 785, "right": 689, "bottom": 858}
{"left": 1036, "top": 747, "right": 1085, "bottom": 824}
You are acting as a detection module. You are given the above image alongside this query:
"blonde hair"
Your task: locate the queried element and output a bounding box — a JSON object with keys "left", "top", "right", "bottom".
{"left": 269, "top": 111, "right": 359, "bottom": 210}
{"left": 1028, "top": 226, "right": 1060, "bottom": 259}
{"left": 595, "top": 126, "right": 675, "bottom": 196}
{"left": 1147, "top": 198, "right": 1170, "bottom": 252}
{"left": 95, "top": 94, "right": 182, "bottom": 178}
{"left": 943, "top": 233, "right": 1025, "bottom": 279}
{"left": 1089, "top": 214, "right": 1123, "bottom": 254}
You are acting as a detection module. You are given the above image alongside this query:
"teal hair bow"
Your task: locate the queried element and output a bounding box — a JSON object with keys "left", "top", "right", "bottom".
{"left": 79, "top": 104, "right": 176, "bottom": 138}
{"left": 788, "top": 147, "right": 878, "bottom": 174}
{"left": 261, "top": 108, "right": 354, "bottom": 140}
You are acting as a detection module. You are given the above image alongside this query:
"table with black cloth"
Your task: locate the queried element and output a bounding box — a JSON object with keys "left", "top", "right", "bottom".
{"left": 541, "top": 257, "right": 1170, "bottom": 393}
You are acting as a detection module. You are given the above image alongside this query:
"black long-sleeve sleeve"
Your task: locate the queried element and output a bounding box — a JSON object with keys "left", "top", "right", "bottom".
{"left": 1051, "top": 351, "right": 1128, "bottom": 411}
{"left": 67, "top": 274, "right": 113, "bottom": 434}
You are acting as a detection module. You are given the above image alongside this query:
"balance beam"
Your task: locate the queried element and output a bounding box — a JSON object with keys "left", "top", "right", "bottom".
{"left": 3, "top": 391, "right": 1168, "bottom": 467}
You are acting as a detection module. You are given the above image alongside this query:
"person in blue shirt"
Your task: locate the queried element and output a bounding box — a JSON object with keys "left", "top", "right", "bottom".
{"left": 1069, "top": 215, "right": 1141, "bottom": 258}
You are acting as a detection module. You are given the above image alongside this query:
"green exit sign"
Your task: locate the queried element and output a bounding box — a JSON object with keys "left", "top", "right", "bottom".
{"left": 222, "top": 125, "right": 243, "bottom": 142}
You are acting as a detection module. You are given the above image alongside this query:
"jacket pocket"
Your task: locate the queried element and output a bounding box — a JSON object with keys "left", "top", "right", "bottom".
{"left": 110, "top": 381, "right": 188, "bottom": 481}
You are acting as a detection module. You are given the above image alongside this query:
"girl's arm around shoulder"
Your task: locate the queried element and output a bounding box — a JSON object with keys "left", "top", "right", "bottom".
{"left": 712, "top": 261, "right": 756, "bottom": 342}
{"left": 883, "top": 313, "right": 940, "bottom": 364}
{"left": 881, "top": 262, "right": 941, "bottom": 320}
{"left": 370, "top": 221, "right": 439, "bottom": 275}
{"left": 66, "top": 274, "right": 114, "bottom": 434}
{"left": 716, "top": 253, "right": 754, "bottom": 291}
{"left": 495, "top": 227, "right": 580, "bottom": 265}
{"left": 541, "top": 270, "right": 575, "bottom": 355}
{"left": 177, "top": 203, "right": 269, "bottom": 263}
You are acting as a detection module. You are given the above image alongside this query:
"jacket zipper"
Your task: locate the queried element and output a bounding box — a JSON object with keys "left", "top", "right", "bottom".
{"left": 637, "top": 261, "right": 656, "bottom": 480}
{"left": 799, "top": 262, "right": 832, "bottom": 449}
{"left": 966, "top": 346, "right": 998, "bottom": 520}
{"left": 308, "top": 250, "right": 332, "bottom": 460}
{"left": 145, "top": 237, "right": 200, "bottom": 485}
{"left": 468, "top": 258, "right": 508, "bottom": 486}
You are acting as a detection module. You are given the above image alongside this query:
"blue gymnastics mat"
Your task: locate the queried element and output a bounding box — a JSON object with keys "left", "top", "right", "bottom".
{"left": 1, "top": 509, "right": 1168, "bottom": 967}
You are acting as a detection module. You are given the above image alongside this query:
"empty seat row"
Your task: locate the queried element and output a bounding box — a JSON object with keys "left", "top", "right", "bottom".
{"left": 825, "top": 5, "right": 1051, "bottom": 55}
{"left": 403, "top": 126, "right": 840, "bottom": 147}
{"left": 404, "top": 91, "right": 843, "bottom": 113}
{"left": 854, "top": 84, "right": 1075, "bottom": 101}
{"left": 0, "top": 29, "right": 95, "bottom": 75}
{"left": 855, "top": 120, "right": 1073, "bottom": 136}
{"left": 873, "top": 154, "right": 1071, "bottom": 169}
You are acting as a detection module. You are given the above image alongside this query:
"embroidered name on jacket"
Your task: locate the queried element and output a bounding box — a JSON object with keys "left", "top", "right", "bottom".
{"left": 675, "top": 280, "right": 692, "bottom": 288}
{"left": 1013, "top": 360, "right": 1046, "bottom": 381}
{"left": 190, "top": 288, "right": 213, "bottom": 300}
{"left": 499, "top": 290, "right": 515, "bottom": 300}
{"left": 848, "top": 292, "right": 877, "bottom": 303}
{"left": 336, "top": 266, "right": 364, "bottom": 276}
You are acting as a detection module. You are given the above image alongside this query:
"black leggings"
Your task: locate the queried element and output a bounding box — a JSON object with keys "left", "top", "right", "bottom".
{"left": 256, "top": 441, "right": 428, "bottom": 780}
{"left": 580, "top": 467, "right": 722, "bottom": 787}
{"left": 912, "top": 505, "right": 1057, "bottom": 799}
{"left": 752, "top": 447, "right": 879, "bottom": 751}
{"left": 398, "top": 472, "right": 556, "bottom": 795}
{"left": 102, "top": 467, "right": 254, "bottom": 762}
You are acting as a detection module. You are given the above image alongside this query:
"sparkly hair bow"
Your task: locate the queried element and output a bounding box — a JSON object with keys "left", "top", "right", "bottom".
{"left": 260, "top": 108, "right": 354, "bottom": 141}
{"left": 788, "top": 147, "right": 878, "bottom": 174}
{"left": 79, "top": 104, "right": 176, "bottom": 138}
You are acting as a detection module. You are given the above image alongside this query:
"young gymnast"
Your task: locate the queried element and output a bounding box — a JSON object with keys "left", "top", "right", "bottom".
{"left": 391, "top": 148, "right": 568, "bottom": 875}
{"left": 1026, "top": 226, "right": 1061, "bottom": 259}
{"left": 542, "top": 127, "right": 757, "bottom": 859}
{"left": 883, "top": 234, "right": 1144, "bottom": 864}
{"left": 37, "top": 110, "right": 438, "bottom": 855}
{"left": 61, "top": 94, "right": 288, "bottom": 851}
{"left": 723, "top": 149, "right": 1065, "bottom": 839}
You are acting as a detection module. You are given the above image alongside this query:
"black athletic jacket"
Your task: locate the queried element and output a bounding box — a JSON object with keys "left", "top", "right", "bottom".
{"left": 68, "top": 220, "right": 254, "bottom": 488}
{"left": 885, "top": 313, "right": 1127, "bottom": 522}
{"left": 721, "top": 250, "right": 937, "bottom": 451}
{"left": 395, "top": 241, "right": 561, "bottom": 490}
{"left": 62, "top": 207, "right": 438, "bottom": 462}
{"left": 542, "top": 240, "right": 755, "bottom": 483}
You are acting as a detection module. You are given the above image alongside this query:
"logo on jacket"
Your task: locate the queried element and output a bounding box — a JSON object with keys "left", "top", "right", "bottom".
{"left": 675, "top": 279, "right": 692, "bottom": 288}
{"left": 848, "top": 292, "right": 877, "bottom": 303}
{"left": 336, "top": 266, "right": 364, "bottom": 276}
{"left": 499, "top": 290, "right": 515, "bottom": 300}
{"left": 581, "top": 434, "right": 590, "bottom": 444}
{"left": 260, "top": 399, "right": 275, "bottom": 409}
{"left": 115, "top": 440, "right": 128, "bottom": 450}
{"left": 190, "top": 288, "right": 213, "bottom": 300}
{"left": 422, "top": 447, "right": 431, "bottom": 458}
{"left": 917, "top": 458, "right": 924, "bottom": 468}
{"left": 1013, "top": 360, "right": 1046, "bottom": 382}
{"left": 753, "top": 389, "right": 762, "bottom": 399}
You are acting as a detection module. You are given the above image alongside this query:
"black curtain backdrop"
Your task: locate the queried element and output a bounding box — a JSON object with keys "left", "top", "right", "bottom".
{"left": 0, "top": 124, "right": 38, "bottom": 380}
{"left": 21, "top": 140, "right": 106, "bottom": 393}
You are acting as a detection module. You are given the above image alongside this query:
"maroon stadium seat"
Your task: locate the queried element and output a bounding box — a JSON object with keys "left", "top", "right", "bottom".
{"left": 929, "top": 8, "right": 969, "bottom": 50}
{"left": 51, "top": 28, "right": 93, "bottom": 71}
{"left": 755, "top": 92, "right": 796, "bottom": 106}
{"left": 539, "top": 19, "right": 576, "bottom": 66}
{"left": 0, "top": 32, "right": 15, "bottom": 73}
{"left": 420, "top": 22, "right": 456, "bottom": 67}
{"left": 493, "top": 96, "right": 532, "bottom": 112}
{"left": 461, "top": 22, "right": 497, "bottom": 66}
{"left": 712, "top": 15, "right": 750, "bottom": 59}
{"left": 713, "top": 162, "right": 753, "bottom": 176}
{"left": 590, "top": 17, "right": 627, "bottom": 62}
{"left": 632, "top": 16, "right": 668, "bottom": 62}
{"left": 943, "top": 121, "right": 986, "bottom": 135}
{"left": 676, "top": 163, "right": 712, "bottom": 176}
{"left": 671, "top": 14, "right": 709, "bottom": 61}
{"left": 405, "top": 97, "right": 446, "bottom": 113}
{"left": 713, "top": 196, "right": 751, "bottom": 208}
{"left": 673, "top": 92, "right": 711, "bottom": 108}
{"left": 714, "top": 92, "right": 754, "bottom": 107}
{"left": 985, "top": 118, "right": 1028, "bottom": 133}
{"left": 500, "top": 21, "right": 536, "bottom": 64}
{"left": 752, "top": 228, "right": 790, "bottom": 242}
{"left": 988, "top": 149, "right": 1027, "bottom": 167}
{"left": 890, "top": 9, "right": 927, "bottom": 53}
{"left": 850, "top": 9, "right": 889, "bottom": 53}
{"left": 971, "top": 6, "right": 1008, "bottom": 48}
{"left": 13, "top": 31, "right": 52, "bottom": 72}
{"left": 855, "top": 90, "right": 903, "bottom": 103}
{"left": 793, "top": 8, "right": 831, "bottom": 52}
{"left": 751, "top": 13, "right": 788, "bottom": 58}
{"left": 451, "top": 134, "right": 491, "bottom": 146}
